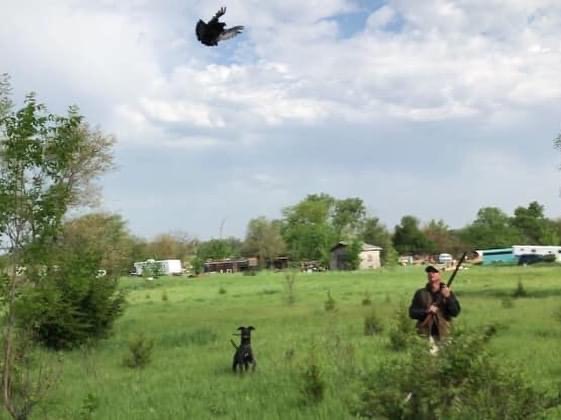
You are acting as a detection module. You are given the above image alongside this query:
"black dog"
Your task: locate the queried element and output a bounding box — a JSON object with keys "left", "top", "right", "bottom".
{"left": 231, "top": 326, "right": 256, "bottom": 372}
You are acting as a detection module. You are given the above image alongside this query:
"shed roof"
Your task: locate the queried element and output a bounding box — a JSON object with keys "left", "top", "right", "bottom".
{"left": 330, "top": 241, "right": 383, "bottom": 252}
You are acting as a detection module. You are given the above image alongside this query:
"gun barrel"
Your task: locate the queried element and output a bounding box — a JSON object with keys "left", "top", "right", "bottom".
{"left": 446, "top": 252, "right": 468, "bottom": 288}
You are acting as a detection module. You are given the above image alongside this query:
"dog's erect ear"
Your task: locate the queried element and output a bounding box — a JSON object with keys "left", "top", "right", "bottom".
{"left": 248, "top": 326, "right": 255, "bottom": 331}
{"left": 237, "top": 326, "right": 245, "bottom": 331}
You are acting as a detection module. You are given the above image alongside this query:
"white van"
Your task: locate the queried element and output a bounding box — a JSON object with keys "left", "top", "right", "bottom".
{"left": 438, "top": 253, "right": 453, "bottom": 264}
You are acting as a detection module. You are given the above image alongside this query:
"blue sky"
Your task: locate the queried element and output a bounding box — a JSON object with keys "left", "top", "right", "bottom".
{"left": 2, "top": 0, "right": 561, "bottom": 240}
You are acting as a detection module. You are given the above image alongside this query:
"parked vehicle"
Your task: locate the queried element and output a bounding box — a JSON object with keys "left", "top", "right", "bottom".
{"left": 438, "top": 253, "right": 453, "bottom": 264}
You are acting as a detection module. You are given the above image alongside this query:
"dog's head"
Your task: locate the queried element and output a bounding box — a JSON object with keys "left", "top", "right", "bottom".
{"left": 236, "top": 326, "right": 254, "bottom": 343}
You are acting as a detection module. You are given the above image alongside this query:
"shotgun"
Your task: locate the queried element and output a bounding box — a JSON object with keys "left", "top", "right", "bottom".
{"left": 420, "top": 252, "right": 468, "bottom": 328}
{"left": 445, "top": 252, "right": 468, "bottom": 288}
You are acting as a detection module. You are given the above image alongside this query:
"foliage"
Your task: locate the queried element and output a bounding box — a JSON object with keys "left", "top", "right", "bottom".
{"left": 511, "top": 201, "right": 559, "bottom": 245}
{"left": 344, "top": 240, "right": 363, "bottom": 270}
{"left": 513, "top": 279, "right": 527, "bottom": 298}
{"left": 460, "top": 207, "right": 522, "bottom": 249}
{"left": 281, "top": 193, "right": 337, "bottom": 265}
{"left": 324, "top": 290, "right": 336, "bottom": 312}
{"left": 355, "top": 328, "right": 559, "bottom": 419}
{"left": 242, "top": 216, "right": 286, "bottom": 266}
{"left": 0, "top": 78, "right": 116, "bottom": 418}
{"left": 284, "top": 270, "right": 297, "bottom": 305}
{"left": 361, "top": 290, "right": 372, "bottom": 306}
{"left": 388, "top": 301, "right": 415, "bottom": 351}
{"left": 332, "top": 197, "right": 366, "bottom": 238}
{"left": 300, "top": 351, "right": 325, "bottom": 404}
{"left": 78, "top": 392, "right": 100, "bottom": 420}
{"left": 364, "top": 309, "right": 384, "bottom": 336}
{"left": 423, "top": 219, "right": 466, "bottom": 256}
{"left": 393, "top": 216, "right": 435, "bottom": 256}
{"left": 142, "top": 260, "right": 164, "bottom": 278}
{"left": 62, "top": 213, "right": 134, "bottom": 277}
{"left": 123, "top": 334, "right": 154, "bottom": 369}
{"left": 196, "top": 237, "right": 242, "bottom": 261}
{"left": 15, "top": 242, "right": 126, "bottom": 350}
{"left": 0, "top": 334, "right": 62, "bottom": 420}
{"left": 501, "top": 297, "right": 515, "bottom": 308}
{"left": 190, "top": 255, "right": 203, "bottom": 275}
{"left": 144, "top": 232, "right": 197, "bottom": 262}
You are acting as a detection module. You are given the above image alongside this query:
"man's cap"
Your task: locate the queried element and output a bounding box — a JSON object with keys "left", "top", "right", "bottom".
{"left": 425, "top": 265, "right": 439, "bottom": 273}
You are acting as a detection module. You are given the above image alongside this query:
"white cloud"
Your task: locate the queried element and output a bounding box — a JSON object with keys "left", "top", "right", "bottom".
{"left": 3, "top": 0, "right": 561, "bottom": 238}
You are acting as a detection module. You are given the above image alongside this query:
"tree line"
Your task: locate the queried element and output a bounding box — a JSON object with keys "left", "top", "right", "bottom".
{"left": 46, "top": 195, "right": 561, "bottom": 273}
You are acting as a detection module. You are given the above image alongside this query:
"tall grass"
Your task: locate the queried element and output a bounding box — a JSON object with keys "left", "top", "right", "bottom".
{"left": 31, "top": 266, "right": 561, "bottom": 419}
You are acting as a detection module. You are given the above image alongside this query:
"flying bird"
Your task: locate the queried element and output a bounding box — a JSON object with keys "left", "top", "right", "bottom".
{"left": 196, "top": 7, "right": 244, "bottom": 47}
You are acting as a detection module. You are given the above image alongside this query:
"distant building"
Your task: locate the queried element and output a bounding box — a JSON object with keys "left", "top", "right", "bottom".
{"left": 330, "top": 242, "right": 382, "bottom": 270}
{"left": 204, "top": 257, "right": 258, "bottom": 273}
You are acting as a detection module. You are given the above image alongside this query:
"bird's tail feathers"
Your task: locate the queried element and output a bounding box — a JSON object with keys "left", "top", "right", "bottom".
{"left": 219, "top": 26, "right": 244, "bottom": 41}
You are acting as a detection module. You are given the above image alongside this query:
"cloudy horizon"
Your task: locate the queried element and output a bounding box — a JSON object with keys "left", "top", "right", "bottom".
{"left": 2, "top": 0, "right": 561, "bottom": 240}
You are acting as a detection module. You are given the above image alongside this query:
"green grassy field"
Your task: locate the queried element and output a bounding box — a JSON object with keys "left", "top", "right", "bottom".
{"left": 29, "top": 265, "right": 561, "bottom": 419}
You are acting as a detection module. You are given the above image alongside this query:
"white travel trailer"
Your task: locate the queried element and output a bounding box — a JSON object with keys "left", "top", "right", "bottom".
{"left": 133, "top": 259, "right": 183, "bottom": 276}
{"left": 512, "top": 245, "right": 561, "bottom": 262}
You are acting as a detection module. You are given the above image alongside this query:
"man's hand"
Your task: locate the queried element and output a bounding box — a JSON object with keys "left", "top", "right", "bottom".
{"left": 427, "top": 305, "right": 439, "bottom": 314}
{"left": 441, "top": 286, "right": 451, "bottom": 298}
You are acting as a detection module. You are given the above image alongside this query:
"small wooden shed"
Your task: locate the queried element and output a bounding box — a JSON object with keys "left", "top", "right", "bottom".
{"left": 330, "top": 242, "right": 382, "bottom": 270}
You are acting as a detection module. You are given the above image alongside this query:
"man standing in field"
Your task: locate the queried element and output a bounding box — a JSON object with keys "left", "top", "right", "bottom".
{"left": 408, "top": 265, "right": 461, "bottom": 342}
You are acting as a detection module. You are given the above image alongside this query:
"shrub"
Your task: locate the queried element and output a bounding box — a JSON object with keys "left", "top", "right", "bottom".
{"left": 513, "top": 279, "right": 527, "bottom": 298}
{"left": 501, "top": 297, "right": 514, "bottom": 308}
{"left": 123, "top": 334, "right": 154, "bottom": 369}
{"left": 355, "top": 327, "right": 559, "bottom": 419}
{"left": 361, "top": 290, "right": 372, "bottom": 306}
{"left": 78, "top": 392, "right": 99, "bottom": 420}
{"left": 324, "top": 290, "right": 336, "bottom": 312}
{"left": 364, "top": 309, "right": 384, "bottom": 336}
{"left": 16, "top": 246, "right": 126, "bottom": 350}
{"left": 388, "top": 301, "right": 414, "bottom": 351}
{"left": 301, "top": 360, "right": 325, "bottom": 404}
{"left": 284, "top": 271, "right": 297, "bottom": 305}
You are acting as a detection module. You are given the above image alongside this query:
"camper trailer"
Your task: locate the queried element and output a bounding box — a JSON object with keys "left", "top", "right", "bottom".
{"left": 512, "top": 245, "right": 561, "bottom": 263}
{"left": 133, "top": 259, "right": 183, "bottom": 276}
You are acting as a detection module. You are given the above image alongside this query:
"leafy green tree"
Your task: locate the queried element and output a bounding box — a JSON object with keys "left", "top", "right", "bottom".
{"left": 332, "top": 197, "right": 366, "bottom": 238}
{"left": 460, "top": 207, "right": 522, "bottom": 249}
{"left": 511, "top": 201, "right": 559, "bottom": 245}
{"left": 422, "top": 219, "right": 467, "bottom": 256}
{"left": 145, "top": 231, "right": 198, "bottom": 261}
{"left": 242, "top": 217, "right": 286, "bottom": 267}
{"left": 346, "top": 239, "right": 363, "bottom": 270}
{"left": 197, "top": 237, "right": 242, "bottom": 261}
{"left": 0, "top": 78, "right": 117, "bottom": 418}
{"left": 63, "top": 213, "right": 134, "bottom": 277}
{"left": 393, "top": 216, "right": 435, "bottom": 255}
{"left": 281, "top": 194, "right": 337, "bottom": 265}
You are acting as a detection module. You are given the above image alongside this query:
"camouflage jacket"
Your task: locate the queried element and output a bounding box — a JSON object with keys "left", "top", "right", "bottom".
{"left": 408, "top": 282, "right": 461, "bottom": 339}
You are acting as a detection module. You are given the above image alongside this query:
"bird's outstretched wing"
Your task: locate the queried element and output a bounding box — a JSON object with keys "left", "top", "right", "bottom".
{"left": 195, "top": 7, "right": 243, "bottom": 46}
{"left": 214, "top": 7, "right": 226, "bottom": 19}
{"left": 218, "top": 25, "right": 244, "bottom": 42}
{"left": 195, "top": 20, "right": 207, "bottom": 42}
